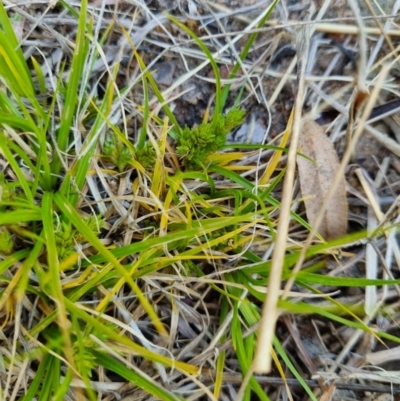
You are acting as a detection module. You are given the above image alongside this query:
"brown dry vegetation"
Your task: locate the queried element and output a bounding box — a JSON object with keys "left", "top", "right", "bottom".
{"left": 1, "top": 0, "right": 400, "bottom": 400}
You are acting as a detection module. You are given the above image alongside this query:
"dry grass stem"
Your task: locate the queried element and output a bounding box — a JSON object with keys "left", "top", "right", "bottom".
{"left": 253, "top": 4, "right": 313, "bottom": 374}
{"left": 283, "top": 63, "right": 391, "bottom": 297}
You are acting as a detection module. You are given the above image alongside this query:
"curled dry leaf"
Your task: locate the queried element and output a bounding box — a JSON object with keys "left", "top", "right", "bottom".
{"left": 297, "top": 119, "right": 348, "bottom": 240}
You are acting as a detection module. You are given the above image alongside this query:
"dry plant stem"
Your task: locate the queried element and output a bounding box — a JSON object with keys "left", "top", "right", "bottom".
{"left": 159, "top": 7, "right": 276, "bottom": 102}
{"left": 207, "top": 0, "right": 400, "bottom": 36}
{"left": 348, "top": 0, "right": 368, "bottom": 90}
{"left": 330, "top": 311, "right": 381, "bottom": 374}
{"left": 355, "top": 168, "right": 400, "bottom": 294}
{"left": 68, "top": 373, "right": 400, "bottom": 394}
{"left": 359, "top": 171, "right": 378, "bottom": 317}
{"left": 263, "top": 20, "right": 400, "bottom": 36}
{"left": 363, "top": 0, "right": 400, "bottom": 70}
{"left": 282, "top": 64, "right": 390, "bottom": 297}
{"left": 364, "top": 123, "right": 400, "bottom": 157}
{"left": 268, "top": 56, "right": 297, "bottom": 107}
{"left": 252, "top": 9, "right": 312, "bottom": 375}
{"left": 366, "top": 345, "right": 400, "bottom": 366}
{"left": 346, "top": 0, "right": 368, "bottom": 149}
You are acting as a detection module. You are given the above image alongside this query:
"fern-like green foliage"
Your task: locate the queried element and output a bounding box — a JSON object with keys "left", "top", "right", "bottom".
{"left": 74, "top": 323, "right": 116, "bottom": 377}
{"left": 102, "top": 136, "right": 133, "bottom": 173}
{"left": 176, "top": 107, "right": 245, "bottom": 167}
{"left": 102, "top": 136, "right": 158, "bottom": 171}
{"left": 0, "top": 227, "right": 13, "bottom": 255}
{"left": 55, "top": 215, "right": 103, "bottom": 263}
{"left": 0, "top": 172, "right": 25, "bottom": 208}
{"left": 136, "top": 141, "right": 158, "bottom": 169}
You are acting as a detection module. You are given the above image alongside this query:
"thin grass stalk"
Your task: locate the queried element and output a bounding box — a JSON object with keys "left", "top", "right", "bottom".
{"left": 138, "top": 68, "right": 150, "bottom": 150}
{"left": 221, "top": 0, "right": 281, "bottom": 108}
{"left": 166, "top": 14, "right": 222, "bottom": 122}
{"left": 51, "top": 0, "right": 89, "bottom": 186}
{"left": 120, "top": 23, "right": 182, "bottom": 136}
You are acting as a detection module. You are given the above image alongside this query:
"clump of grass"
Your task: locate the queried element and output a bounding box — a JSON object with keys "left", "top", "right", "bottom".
{"left": 0, "top": 1, "right": 399, "bottom": 400}
{"left": 136, "top": 140, "right": 159, "bottom": 169}
{"left": 0, "top": 226, "right": 13, "bottom": 254}
{"left": 102, "top": 135, "right": 158, "bottom": 171}
{"left": 177, "top": 107, "right": 245, "bottom": 167}
{"left": 102, "top": 135, "right": 133, "bottom": 172}
{"left": 55, "top": 215, "right": 103, "bottom": 262}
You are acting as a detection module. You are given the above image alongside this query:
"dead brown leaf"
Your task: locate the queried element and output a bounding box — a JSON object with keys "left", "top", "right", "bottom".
{"left": 297, "top": 119, "right": 348, "bottom": 240}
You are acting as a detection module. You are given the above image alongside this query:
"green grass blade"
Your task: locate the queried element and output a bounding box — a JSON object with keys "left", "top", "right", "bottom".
{"left": 0, "top": 3, "right": 21, "bottom": 49}
{"left": 53, "top": 192, "right": 167, "bottom": 335}
{"left": 93, "top": 350, "right": 184, "bottom": 401}
{"left": 68, "top": 313, "right": 97, "bottom": 401}
{"left": 51, "top": 0, "right": 89, "bottom": 183}
{"left": 31, "top": 57, "right": 47, "bottom": 94}
{"left": 214, "top": 297, "right": 229, "bottom": 398}
{"left": 0, "top": 133, "right": 33, "bottom": 203}
{"left": 0, "top": 209, "right": 42, "bottom": 224}
{"left": 0, "top": 33, "right": 34, "bottom": 98}
{"left": 21, "top": 352, "right": 51, "bottom": 401}
{"left": 228, "top": 278, "right": 270, "bottom": 401}
{"left": 64, "top": 297, "right": 198, "bottom": 374}
{"left": 0, "top": 115, "right": 37, "bottom": 132}
{"left": 166, "top": 13, "right": 222, "bottom": 121}
{"left": 41, "top": 192, "right": 76, "bottom": 380}
{"left": 84, "top": 213, "right": 259, "bottom": 265}
{"left": 296, "top": 273, "right": 400, "bottom": 287}
{"left": 210, "top": 164, "right": 311, "bottom": 230}
{"left": 138, "top": 67, "right": 150, "bottom": 149}
{"left": 53, "top": 369, "right": 74, "bottom": 401}
{"left": 37, "top": 355, "right": 55, "bottom": 401}
{"left": 117, "top": 21, "right": 181, "bottom": 137}
{"left": 273, "top": 338, "right": 318, "bottom": 401}
{"left": 63, "top": 66, "right": 130, "bottom": 205}
{"left": 220, "top": 0, "right": 280, "bottom": 108}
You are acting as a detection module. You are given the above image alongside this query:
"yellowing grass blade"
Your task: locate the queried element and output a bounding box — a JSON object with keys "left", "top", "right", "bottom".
{"left": 260, "top": 108, "right": 294, "bottom": 186}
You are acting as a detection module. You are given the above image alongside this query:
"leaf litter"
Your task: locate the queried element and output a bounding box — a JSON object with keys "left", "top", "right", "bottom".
{"left": 297, "top": 119, "right": 348, "bottom": 240}
{"left": 1, "top": 0, "right": 400, "bottom": 400}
